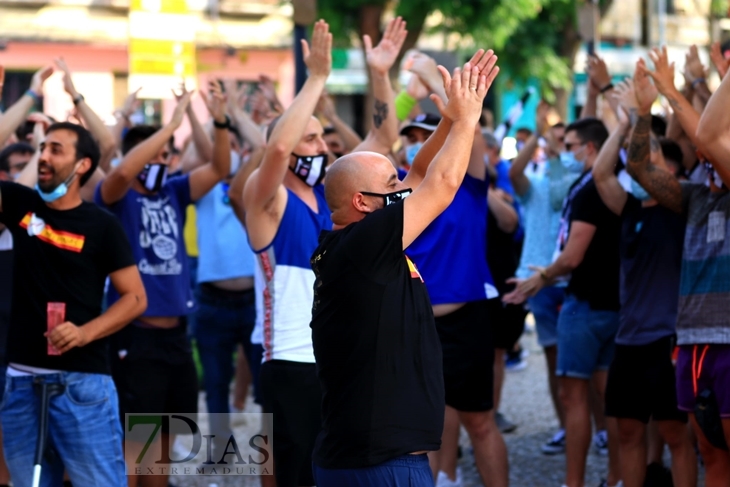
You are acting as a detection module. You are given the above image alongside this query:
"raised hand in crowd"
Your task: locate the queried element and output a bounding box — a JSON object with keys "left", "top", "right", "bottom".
{"left": 408, "top": 52, "right": 448, "bottom": 104}
{"left": 99, "top": 90, "right": 192, "bottom": 204}
{"left": 583, "top": 54, "right": 618, "bottom": 118}
{"left": 54, "top": 58, "right": 117, "bottom": 184}
{"left": 710, "top": 41, "right": 730, "bottom": 80}
{"left": 354, "top": 16, "right": 407, "bottom": 154}
{"left": 0, "top": 65, "right": 52, "bottom": 147}
{"left": 509, "top": 100, "right": 551, "bottom": 196}
{"left": 258, "top": 74, "right": 284, "bottom": 115}
{"left": 625, "top": 58, "right": 684, "bottom": 213}
{"left": 242, "top": 19, "right": 332, "bottom": 250}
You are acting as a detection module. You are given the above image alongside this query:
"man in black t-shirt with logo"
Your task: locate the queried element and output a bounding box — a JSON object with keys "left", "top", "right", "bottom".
{"left": 309, "top": 52, "right": 499, "bottom": 486}
{"left": 506, "top": 117, "right": 622, "bottom": 487}
{"left": 0, "top": 122, "right": 146, "bottom": 487}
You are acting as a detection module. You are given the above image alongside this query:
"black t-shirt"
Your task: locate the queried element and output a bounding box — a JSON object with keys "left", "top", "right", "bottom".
{"left": 486, "top": 209, "right": 521, "bottom": 295}
{"left": 618, "top": 196, "right": 685, "bottom": 345}
{"left": 565, "top": 178, "right": 621, "bottom": 310}
{"left": 310, "top": 202, "right": 444, "bottom": 469}
{"left": 0, "top": 182, "right": 135, "bottom": 374}
{"left": 0, "top": 229, "right": 12, "bottom": 363}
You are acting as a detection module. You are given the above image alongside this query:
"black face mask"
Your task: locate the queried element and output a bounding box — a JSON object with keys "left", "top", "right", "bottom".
{"left": 290, "top": 153, "right": 328, "bottom": 187}
{"left": 137, "top": 164, "right": 168, "bottom": 192}
{"left": 361, "top": 188, "right": 412, "bottom": 207}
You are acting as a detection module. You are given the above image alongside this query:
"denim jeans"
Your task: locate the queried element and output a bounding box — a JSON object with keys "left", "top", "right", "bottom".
{"left": 0, "top": 371, "right": 126, "bottom": 487}
{"left": 193, "top": 283, "right": 256, "bottom": 453}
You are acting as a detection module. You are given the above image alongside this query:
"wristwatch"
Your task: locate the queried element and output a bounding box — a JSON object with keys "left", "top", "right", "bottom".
{"left": 72, "top": 94, "right": 85, "bottom": 106}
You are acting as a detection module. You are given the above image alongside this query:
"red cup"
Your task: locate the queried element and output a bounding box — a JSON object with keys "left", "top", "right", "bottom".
{"left": 47, "top": 302, "right": 65, "bottom": 356}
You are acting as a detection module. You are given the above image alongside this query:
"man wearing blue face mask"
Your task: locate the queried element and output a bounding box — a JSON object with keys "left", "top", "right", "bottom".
{"left": 590, "top": 81, "right": 696, "bottom": 487}
{"left": 95, "top": 84, "right": 231, "bottom": 487}
{"left": 504, "top": 117, "right": 622, "bottom": 487}
{"left": 401, "top": 113, "right": 441, "bottom": 170}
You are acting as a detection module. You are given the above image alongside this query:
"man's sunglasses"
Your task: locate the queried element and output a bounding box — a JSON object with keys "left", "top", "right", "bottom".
{"left": 564, "top": 142, "right": 585, "bottom": 152}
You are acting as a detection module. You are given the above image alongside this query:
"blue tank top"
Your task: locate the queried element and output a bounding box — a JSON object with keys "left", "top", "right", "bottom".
{"left": 251, "top": 186, "right": 332, "bottom": 362}
{"left": 406, "top": 175, "right": 497, "bottom": 305}
{"left": 196, "top": 182, "right": 255, "bottom": 282}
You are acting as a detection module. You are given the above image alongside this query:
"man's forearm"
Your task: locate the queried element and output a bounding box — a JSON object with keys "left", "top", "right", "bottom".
{"left": 0, "top": 94, "right": 34, "bottom": 146}
{"left": 627, "top": 113, "right": 683, "bottom": 213}
{"left": 188, "top": 109, "right": 213, "bottom": 163}
{"left": 329, "top": 114, "right": 363, "bottom": 151}
{"left": 509, "top": 133, "right": 538, "bottom": 196}
{"left": 369, "top": 70, "right": 398, "bottom": 150}
{"left": 409, "top": 118, "right": 452, "bottom": 179}
{"left": 81, "top": 292, "right": 145, "bottom": 343}
{"left": 76, "top": 100, "right": 117, "bottom": 172}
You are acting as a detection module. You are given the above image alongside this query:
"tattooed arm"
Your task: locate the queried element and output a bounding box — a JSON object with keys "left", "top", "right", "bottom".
{"left": 352, "top": 17, "right": 406, "bottom": 155}
{"left": 629, "top": 56, "right": 683, "bottom": 213}
{"left": 626, "top": 114, "right": 683, "bottom": 213}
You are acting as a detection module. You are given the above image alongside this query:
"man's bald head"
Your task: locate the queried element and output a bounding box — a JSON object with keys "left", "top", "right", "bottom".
{"left": 325, "top": 151, "right": 406, "bottom": 226}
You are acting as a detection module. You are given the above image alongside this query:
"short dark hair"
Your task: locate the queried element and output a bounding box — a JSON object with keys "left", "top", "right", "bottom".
{"left": 122, "top": 125, "right": 159, "bottom": 156}
{"left": 659, "top": 138, "right": 683, "bottom": 172}
{"left": 551, "top": 122, "right": 565, "bottom": 130}
{"left": 0, "top": 142, "right": 34, "bottom": 173}
{"left": 46, "top": 122, "right": 100, "bottom": 186}
{"left": 323, "top": 126, "right": 337, "bottom": 136}
{"left": 266, "top": 115, "right": 282, "bottom": 142}
{"left": 651, "top": 115, "right": 667, "bottom": 137}
{"left": 564, "top": 117, "right": 608, "bottom": 151}
{"left": 516, "top": 127, "right": 533, "bottom": 137}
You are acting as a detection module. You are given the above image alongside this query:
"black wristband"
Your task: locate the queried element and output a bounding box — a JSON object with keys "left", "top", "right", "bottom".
{"left": 213, "top": 116, "right": 230, "bottom": 129}
{"left": 73, "top": 94, "right": 85, "bottom": 106}
{"left": 599, "top": 83, "right": 614, "bottom": 94}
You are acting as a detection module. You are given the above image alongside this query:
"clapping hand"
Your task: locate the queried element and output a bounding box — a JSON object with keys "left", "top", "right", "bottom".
{"left": 364, "top": 16, "right": 408, "bottom": 76}
{"left": 302, "top": 20, "right": 333, "bottom": 79}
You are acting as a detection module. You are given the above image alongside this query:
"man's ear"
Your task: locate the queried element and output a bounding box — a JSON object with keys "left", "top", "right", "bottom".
{"left": 352, "top": 192, "right": 373, "bottom": 213}
{"left": 75, "top": 157, "right": 92, "bottom": 180}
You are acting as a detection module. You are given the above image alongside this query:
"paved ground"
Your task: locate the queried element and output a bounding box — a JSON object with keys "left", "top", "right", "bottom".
{"left": 171, "top": 324, "right": 697, "bottom": 487}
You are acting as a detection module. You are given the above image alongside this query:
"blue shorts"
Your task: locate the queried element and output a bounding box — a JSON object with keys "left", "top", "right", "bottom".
{"left": 556, "top": 294, "right": 619, "bottom": 379}
{"left": 527, "top": 286, "right": 565, "bottom": 348}
{"left": 313, "top": 454, "right": 432, "bottom": 487}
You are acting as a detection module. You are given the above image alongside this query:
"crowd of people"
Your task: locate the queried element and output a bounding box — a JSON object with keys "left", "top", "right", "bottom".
{"left": 0, "top": 14, "right": 729, "bottom": 487}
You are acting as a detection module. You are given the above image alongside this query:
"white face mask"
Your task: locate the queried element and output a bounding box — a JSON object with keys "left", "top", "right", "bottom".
{"left": 229, "top": 150, "right": 242, "bottom": 177}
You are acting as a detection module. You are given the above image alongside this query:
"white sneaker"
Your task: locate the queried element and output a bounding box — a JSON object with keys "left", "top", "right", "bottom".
{"left": 435, "top": 467, "right": 463, "bottom": 487}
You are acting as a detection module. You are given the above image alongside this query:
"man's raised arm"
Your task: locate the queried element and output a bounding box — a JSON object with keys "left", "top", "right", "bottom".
{"left": 627, "top": 59, "right": 683, "bottom": 214}
{"left": 353, "top": 17, "right": 407, "bottom": 155}
{"left": 99, "top": 92, "right": 192, "bottom": 205}
{"left": 242, "top": 19, "right": 332, "bottom": 211}
{"left": 402, "top": 53, "right": 499, "bottom": 249}
{"left": 0, "top": 66, "right": 53, "bottom": 147}
{"left": 403, "top": 49, "right": 496, "bottom": 191}
{"left": 509, "top": 101, "right": 550, "bottom": 197}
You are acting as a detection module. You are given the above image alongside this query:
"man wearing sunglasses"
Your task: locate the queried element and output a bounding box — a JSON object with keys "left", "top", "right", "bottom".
{"left": 309, "top": 51, "right": 499, "bottom": 486}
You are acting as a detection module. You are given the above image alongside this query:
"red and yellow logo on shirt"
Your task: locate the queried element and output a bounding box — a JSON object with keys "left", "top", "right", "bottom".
{"left": 405, "top": 255, "right": 424, "bottom": 282}
{"left": 19, "top": 212, "right": 85, "bottom": 253}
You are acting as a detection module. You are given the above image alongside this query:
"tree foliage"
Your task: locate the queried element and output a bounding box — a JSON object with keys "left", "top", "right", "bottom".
{"left": 315, "top": 0, "right": 612, "bottom": 103}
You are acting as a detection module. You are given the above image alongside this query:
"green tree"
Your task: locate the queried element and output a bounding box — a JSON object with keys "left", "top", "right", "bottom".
{"left": 312, "top": 0, "right": 613, "bottom": 118}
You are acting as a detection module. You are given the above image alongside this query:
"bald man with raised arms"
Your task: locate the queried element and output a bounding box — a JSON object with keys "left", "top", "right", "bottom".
{"left": 309, "top": 50, "right": 499, "bottom": 487}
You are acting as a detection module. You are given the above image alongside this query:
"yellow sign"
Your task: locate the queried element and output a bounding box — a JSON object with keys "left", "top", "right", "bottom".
{"left": 128, "top": 0, "right": 197, "bottom": 98}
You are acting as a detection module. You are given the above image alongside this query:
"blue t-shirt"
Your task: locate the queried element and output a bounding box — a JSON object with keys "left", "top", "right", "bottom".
{"left": 196, "top": 182, "right": 254, "bottom": 282}
{"left": 406, "top": 174, "right": 498, "bottom": 304}
{"left": 95, "top": 175, "right": 194, "bottom": 317}
{"left": 495, "top": 159, "right": 524, "bottom": 242}
{"left": 618, "top": 196, "right": 685, "bottom": 345}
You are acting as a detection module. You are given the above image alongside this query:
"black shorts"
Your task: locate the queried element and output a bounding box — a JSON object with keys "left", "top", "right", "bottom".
{"left": 605, "top": 335, "right": 687, "bottom": 424}
{"left": 111, "top": 322, "right": 199, "bottom": 433}
{"left": 435, "top": 300, "right": 494, "bottom": 412}
{"left": 488, "top": 298, "right": 527, "bottom": 350}
{"left": 260, "top": 360, "right": 321, "bottom": 487}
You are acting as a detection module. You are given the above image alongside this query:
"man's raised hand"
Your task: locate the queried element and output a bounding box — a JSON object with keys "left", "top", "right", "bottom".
{"left": 169, "top": 89, "right": 193, "bottom": 129}
{"left": 710, "top": 42, "right": 730, "bottom": 80}
{"left": 633, "top": 58, "right": 658, "bottom": 115}
{"left": 54, "top": 58, "right": 80, "bottom": 99}
{"left": 431, "top": 57, "right": 498, "bottom": 125}
{"left": 364, "top": 16, "right": 408, "bottom": 76}
{"left": 200, "top": 80, "right": 227, "bottom": 124}
{"left": 302, "top": 20, "right": 332, "bottom": 79}
{"left": 640, "top": 47, "right": 675, "bottom": 97}
{"left": 30, "top": 66, "right": 54, "bottom": 95}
